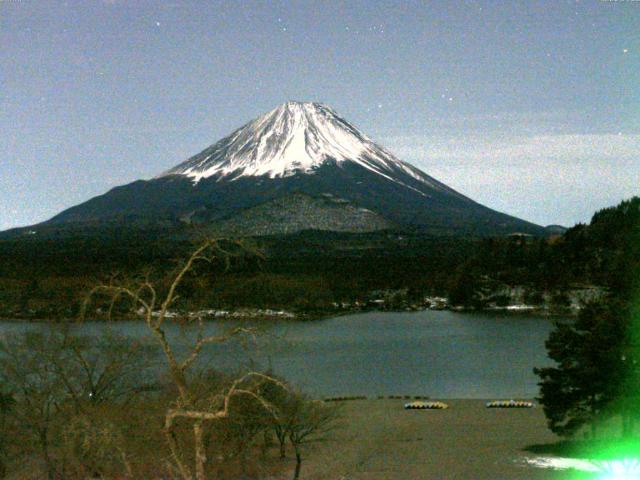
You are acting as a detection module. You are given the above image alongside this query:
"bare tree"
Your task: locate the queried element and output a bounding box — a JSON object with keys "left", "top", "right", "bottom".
{"left": 44, "top": 328, "right": 158, "bottom": 415}
{"left": 61, "top": 413, "right": 134, "bottom": 479}
{"left": 0, "top": 332, "right": 68, "bottom": 480}
{"left": 257, "top": 373, "right": 292, "bottom": 459}
{"left": 262, "top": 384, "right": 340, "bottom": 480}
{"left": 204, "top": 375, "right": 279, "bottom": 476}
{"left": 82, "top": 239, "right": 286, "bottom": 480}
{"left": 286, "top": 395, "right": 340, "bottom": 480}
{"left": 0, "top": 327, "right": 157, "bottom": 479}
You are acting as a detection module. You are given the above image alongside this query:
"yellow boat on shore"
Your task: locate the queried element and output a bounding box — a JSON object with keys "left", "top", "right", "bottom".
{"left": 404, "top": 401, "right": 449, "bottom": 410}
{"left": 486, "top": 400, "right": 534, "bottom": 408}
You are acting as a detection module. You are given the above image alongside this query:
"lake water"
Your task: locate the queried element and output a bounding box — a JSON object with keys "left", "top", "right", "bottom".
{"left": 0, "top": 310, "right": 556, "bottom": 399}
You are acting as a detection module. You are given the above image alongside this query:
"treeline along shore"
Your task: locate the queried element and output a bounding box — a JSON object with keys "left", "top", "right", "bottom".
{"left": 0, "top": 197, "right": 637, "bottom": 322}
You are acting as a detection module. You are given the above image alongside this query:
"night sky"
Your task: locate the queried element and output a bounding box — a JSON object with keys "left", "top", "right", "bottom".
{"left": 1, "top": 0, "right": 638, "bottom": 230}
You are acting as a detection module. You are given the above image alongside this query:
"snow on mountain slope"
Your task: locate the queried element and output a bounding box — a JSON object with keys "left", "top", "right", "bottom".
{"left": 160, "top": 101, "right": 450, "bottom": 195}
{"left": 32, "top": 100, "right": 544, "bottom": 237}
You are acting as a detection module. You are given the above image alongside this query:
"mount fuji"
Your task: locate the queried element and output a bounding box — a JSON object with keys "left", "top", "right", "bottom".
{"left": 37, "top": 101, "right": 543, "bottom": 237}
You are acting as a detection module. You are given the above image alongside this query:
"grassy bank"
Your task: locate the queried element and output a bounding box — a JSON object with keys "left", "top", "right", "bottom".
{"left": 276, "top": 399, "right": 567, "bottom": 480}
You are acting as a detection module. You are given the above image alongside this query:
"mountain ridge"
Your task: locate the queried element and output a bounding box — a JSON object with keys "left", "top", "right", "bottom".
{"left": 14, "top": 101, "right": 545, "bottom": 237}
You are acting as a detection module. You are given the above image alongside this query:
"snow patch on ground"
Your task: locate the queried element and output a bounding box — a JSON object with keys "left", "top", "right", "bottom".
{"left": 522, "top": 456, "right": 599, "bottom": 472}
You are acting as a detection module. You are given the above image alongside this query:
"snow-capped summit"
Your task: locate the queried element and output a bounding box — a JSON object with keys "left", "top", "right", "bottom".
{"left": 160, "top": 101, "right": 443, "bottom": 193}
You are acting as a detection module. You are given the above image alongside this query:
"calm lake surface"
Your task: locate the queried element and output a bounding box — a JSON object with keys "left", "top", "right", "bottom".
{"left": 0, "top": 310, "right": 556, "bottom": 399}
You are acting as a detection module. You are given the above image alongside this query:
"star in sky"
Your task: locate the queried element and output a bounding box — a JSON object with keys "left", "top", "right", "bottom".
{"left": 2, "top": 0, "right": 638, "bottom": 231}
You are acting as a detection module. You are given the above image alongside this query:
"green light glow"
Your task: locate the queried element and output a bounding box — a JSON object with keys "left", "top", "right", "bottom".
{"left": 593, "top": 459, "right": 640, "bottom": 480}
{"left": 591, "top": 289, "right": 640, "bottom": 478}
{"left": 563, "top": 289, "right": 640, "bottom": 480}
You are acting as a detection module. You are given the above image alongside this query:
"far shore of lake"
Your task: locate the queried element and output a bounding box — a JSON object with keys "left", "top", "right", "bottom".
{"left": 0, "top": 300, "right": 578, "bottom": 323}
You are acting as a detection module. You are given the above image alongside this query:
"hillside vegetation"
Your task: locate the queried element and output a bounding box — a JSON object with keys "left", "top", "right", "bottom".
{"left": 0, "top": 197, "right": 637, "bottom": 320}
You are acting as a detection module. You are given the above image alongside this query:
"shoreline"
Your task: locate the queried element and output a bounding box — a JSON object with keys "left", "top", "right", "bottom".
{"left": 0, "top": 304, "right": 574, "bottom": 323}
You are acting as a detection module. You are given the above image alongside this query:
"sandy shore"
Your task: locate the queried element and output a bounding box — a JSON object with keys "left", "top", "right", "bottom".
{"left": 279, "top": 399, "right": 569, "bottom": 480}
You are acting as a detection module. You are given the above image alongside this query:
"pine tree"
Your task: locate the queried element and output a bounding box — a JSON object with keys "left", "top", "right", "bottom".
{"left": 534, "top": 299, "right": 630, "bottom": 438}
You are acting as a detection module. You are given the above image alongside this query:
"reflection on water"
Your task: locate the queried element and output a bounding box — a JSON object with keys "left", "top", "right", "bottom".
{"left": 0, "top": 310, "right": 556, "bottom": 398}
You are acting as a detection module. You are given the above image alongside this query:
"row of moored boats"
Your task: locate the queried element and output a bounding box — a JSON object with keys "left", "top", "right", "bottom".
{"left": 404, "top": 400, "right": 534, "bottom": 410}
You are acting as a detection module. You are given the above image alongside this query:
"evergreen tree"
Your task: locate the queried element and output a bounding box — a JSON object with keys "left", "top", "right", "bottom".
{"left": 535, "top": 298, "right": 631, "bottom": 438}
